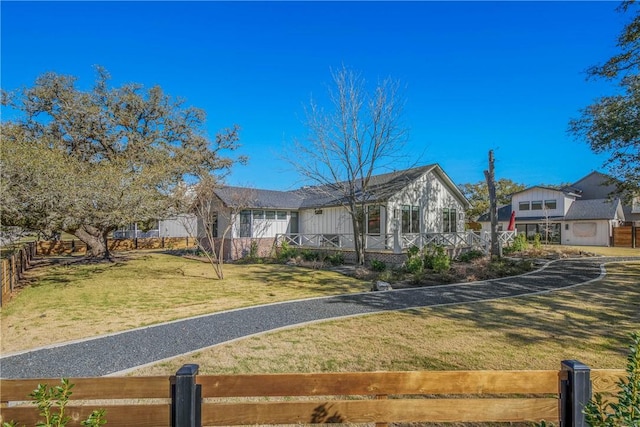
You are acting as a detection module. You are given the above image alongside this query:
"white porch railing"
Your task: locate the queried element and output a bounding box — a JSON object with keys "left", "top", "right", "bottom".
{"left": 276, "top": 231, "right": 517, "bottom": 253}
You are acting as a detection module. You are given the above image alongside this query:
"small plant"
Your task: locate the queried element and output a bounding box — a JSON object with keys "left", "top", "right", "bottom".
{"left": 457, "top": 249, "right": 484, "bottom": 263}
{"left": 405, "top": 255, "right": 423, "bottom": 274}
{"left": 277, "top": 241, "right": 298, "bottom": 262}
{"left": 370, "top": 259, "right": 386, "bottom": 272}
{"left": 424, "top": 245, "right": 450, "bottom": 273}
{"left": 2, "top": 378, "right": 106, "bottom": 427}
{"left": 248, "top": 240, "right": 259, "bottom": 259}
{"left": 507, "top": 233, "right": 529, "bottom": 253}
{"left": 407, "top": 245, "right": 420, "bottom": 257}
{"left": 584, "top": 331, "right": 640, "bottom": 427}
{"left": 301, "top": 249, "right": 320, "bottom": 262}
{"left": 326, "top": 252, "right": 345, "bottom": 266}
{"left": 533, "top": 233, "right": 542, "bottom": 250}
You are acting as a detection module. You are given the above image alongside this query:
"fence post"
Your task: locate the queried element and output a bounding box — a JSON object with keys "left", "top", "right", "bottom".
{"left": 171, "top": 364, "right": 201, "bottom": 427}
{"left": 560, "top": 360, "right": 591, "bottom": 427}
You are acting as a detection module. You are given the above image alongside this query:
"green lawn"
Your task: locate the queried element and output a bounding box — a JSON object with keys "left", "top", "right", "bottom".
{"left": 1, "top": 252, "right": 369, "bottom": 353}
{"left": 130, "top": 261, "right": 640, "bottom": 375}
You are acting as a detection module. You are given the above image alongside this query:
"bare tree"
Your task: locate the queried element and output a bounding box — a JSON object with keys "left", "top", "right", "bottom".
{"left": 178, "top": 178, "right": 257, "bottom": 279}
{"left": 291, "top": 66, "right": 408, "bottom": 265}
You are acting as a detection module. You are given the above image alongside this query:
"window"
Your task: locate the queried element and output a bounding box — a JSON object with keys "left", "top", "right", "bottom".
{"left": 265, "top": 210, "right": 276, "bottom": 220}
{"left": 289, "top": 212, "right": 299, "bottom": 234}
{"left": 531, "top": 201, "right": 543, "bottom": 210}
{"left": 544, "top": 200, "right": 557, "bottom": 210}
{"left": 253, "top": 210, "right": 264, "bottom": 219}
{"left": 519, "top": 201, "right": 530, "bottom": 211}
{"left": 239, "top": 210, "right": 251, "bottom": 237}
{"left": 401, "top": 205, "right": 411, "bottom": 234}
{"left": 443, "top": 208, "right": 457, "bottom": 232}
{"left": 367, "top": 205, "right": 381, "bottom": 234}
{"left": 411, "top": 206, "right": 420, "bottom": 233}
{"left": 276, "top": 211, "right": 287, "bottom": 220}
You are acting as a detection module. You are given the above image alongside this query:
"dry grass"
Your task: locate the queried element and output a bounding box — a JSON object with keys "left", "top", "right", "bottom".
{"left": 130, "top": 261, "right": 640, "bottom": 376}
{"left": 0, "top": 252, "right": 368, "bottom": 353}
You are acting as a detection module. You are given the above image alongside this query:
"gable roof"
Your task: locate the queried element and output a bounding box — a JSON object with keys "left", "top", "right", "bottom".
{"left": 563, "top": 171, "right": 618, "bottom": 200}
{"left": 214, "top": 164, "right": 470, "bottom": 210}
{"left": 564, "top": 198, "right": 624, "bottom": 221}
{"left": 214, "top": 186, "right": 305, "bottom": 210}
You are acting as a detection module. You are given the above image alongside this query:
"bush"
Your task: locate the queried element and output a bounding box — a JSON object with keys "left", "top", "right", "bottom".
{"left": 533, "top": 233, "right": 542, "bottom": 249}
{"left": 301, "top": 249, "right": 320, "bottom": 262}
{"left": 424, "top": 245, "right": 450, "bottom": 273}
{"left": 584, "top": 331, "right": 640, "bottom": 427}
{"left": 407, "top": 245, "right": 420, "bottom": 257}
{"left": 405, "top": 255, "right": 424, "bottom": 274}
{"left": 277, "top": 241, "right": 298, "bottom": 262}
{"left": 327, "top": 252, "right": 345, "bottom": 266}
{"left": 370, "top": 259, "right": 387, "bottom": 272}
{"left": 457, "top": 249, "right": 484, "bottom": 263}
{"left": 3, "top": 378, "right": 106, "bottom": 427}
{"left": 506, "top": 233, "right": 529, "bottom": 253}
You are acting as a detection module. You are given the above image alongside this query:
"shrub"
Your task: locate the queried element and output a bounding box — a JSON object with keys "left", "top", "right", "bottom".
{"left": 405, "top": 255, "right": 424, "bottom": 274}
{"left": 457, "top": 249, "right": 484, "bottom": 263}
{"left": 407, "top": 245, "right": 420, "bottom": 257}
{"left": 584, "top": 331, "right": 640, "bottom": 427}
{"left": 507, "top": 233, "right": 529, "bottom": 253}
{"left": 370, "top": 259, "right": 387, "bottom": 272}
{"left": 3, "top": 378, "right": 107, "bottom": 427}
{"left": 533, "top": 233, "right": 542, "bottom": 249}
{"left": 327, "top": 252, "right": 345, "bottom": 266}
{"left": 301, "top": 249, "right": 320, "bottom": 262}
{"left": 424, "top": 245, "right": 450, "bottom": 273}
{"left": 277, "top": 241, "right": 298, "bottom": 262}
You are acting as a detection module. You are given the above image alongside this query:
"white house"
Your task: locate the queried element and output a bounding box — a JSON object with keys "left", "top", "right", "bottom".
{"left": 206, "top": 164, "right": 471, "bottom": 259}
{"left": 478, "top": 172, "right": 632, "bottom": 247}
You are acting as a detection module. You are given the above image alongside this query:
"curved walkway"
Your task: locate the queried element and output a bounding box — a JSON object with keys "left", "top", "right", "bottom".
{"left": 1, "top": 257, "right": 638, "bottom": 379}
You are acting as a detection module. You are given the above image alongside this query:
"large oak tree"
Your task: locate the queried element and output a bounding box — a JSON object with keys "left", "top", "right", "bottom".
{"left": 569, "top": 0, "right": 640, "bottom": 201}
{"left": 1, "top": 68, "right": 242, "bottom": 258}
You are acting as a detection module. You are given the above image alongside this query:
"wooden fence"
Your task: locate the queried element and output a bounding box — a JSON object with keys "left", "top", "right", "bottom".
{"left": 0, "top": 362, "right": 625, "bottom": 427}
{"left": 36, "top": 237, "right": 195, "bottom": 256}
{"left": 613, "top": 226, "right": 640, "bottom": 248}
{"left": 0, "top": 242, "right": 36, "bottom": 308}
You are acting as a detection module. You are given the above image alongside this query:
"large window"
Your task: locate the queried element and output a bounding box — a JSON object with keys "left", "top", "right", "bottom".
{"left": 239, "top": 210, "right": 251, "bottom": 237}
{"left": 443, "top": 208, "right": 457, "bottom": 232}
{"left": 367, "top": 205, "right": 381, "bottom": 235}
{"left": 401, "top": 205, "right": 420, "bottom": 234}
{"left": 531, "top": 201, "right": 543, "bottom": 210}
{"left": 544, "top": 200, "right": 557, "bottom": 210}
{"left": 519, "top": 201, "right": 530, "bottom": 211}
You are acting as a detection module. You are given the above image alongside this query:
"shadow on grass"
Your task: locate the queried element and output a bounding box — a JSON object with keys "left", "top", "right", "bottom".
{"left": 324, "top": 259, "right": 640, "bottom": 357}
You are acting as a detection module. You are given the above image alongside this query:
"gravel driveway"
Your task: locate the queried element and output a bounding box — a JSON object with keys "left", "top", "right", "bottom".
{"left": 1, "top": 256, "right": 637, "bottom": 379}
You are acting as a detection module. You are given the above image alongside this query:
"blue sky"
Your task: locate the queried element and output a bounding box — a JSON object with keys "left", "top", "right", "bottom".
{"left": 1, "top": 1, "right": 628, "bottom": 191}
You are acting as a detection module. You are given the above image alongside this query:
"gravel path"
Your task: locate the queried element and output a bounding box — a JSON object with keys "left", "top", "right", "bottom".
{"left": 1, "top": 256, "right": 637, "bottom": 379}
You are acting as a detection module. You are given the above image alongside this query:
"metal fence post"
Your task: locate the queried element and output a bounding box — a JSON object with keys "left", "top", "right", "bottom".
{"left": 560, "top": 360, "right": 591, "bottom": 427}
{"left": 171, "top": 364, "right": 201, "bottom": 427}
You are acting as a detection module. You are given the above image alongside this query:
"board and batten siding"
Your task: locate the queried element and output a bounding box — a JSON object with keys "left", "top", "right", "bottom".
{"left": 388, "top": 169, "right": 466, "bottom": 233}
{"left": 512, "top": 188, "right": 573, "bottom": 218}
{"left": 299, "top": 206, "right": 353, "bottom": 235}
{"left": 562, "top": 220, "right": 614, "bottom": 246}
{"left": 159, "top": 215, "right": 196, "bottom": 238}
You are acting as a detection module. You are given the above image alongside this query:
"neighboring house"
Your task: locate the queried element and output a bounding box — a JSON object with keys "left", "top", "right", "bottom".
{"left": 478, "top": 171, "right": 633, "bottom": 246}
{"left": 204, "top": 164, "right": 471, "bottom": 260}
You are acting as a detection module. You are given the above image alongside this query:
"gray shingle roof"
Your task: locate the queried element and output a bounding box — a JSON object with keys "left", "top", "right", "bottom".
{"left": 477, "top": 204, "right": 512, "bottom": 222}
{"left": 564, "top": 198, "right": 622, "bottom": 221}
{"left": 213, "top": 187, "right": 305, "bottom": 210}
{"left": 214, "top": 164, "right": 467, "bottom": 211}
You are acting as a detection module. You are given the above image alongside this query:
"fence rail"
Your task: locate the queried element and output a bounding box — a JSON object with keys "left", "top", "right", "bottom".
{"left": 277, "top": 231, "right": 517, "bottom": 254}
{"left": 36, "top": 237, "right": 195, "bottom": 256}
{"left": 0, "top": 363, "right": 625, "bottom": 427}
{"left": 0, "top": 242, "right": 36, "bottom": 307}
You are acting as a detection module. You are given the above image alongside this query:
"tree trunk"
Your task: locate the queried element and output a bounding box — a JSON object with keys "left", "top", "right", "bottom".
{"left": 351, "top": 209, "right": 365, "bottom": 265}
{"left": 73, "top": 225, "right": 111, "bottom": 259}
